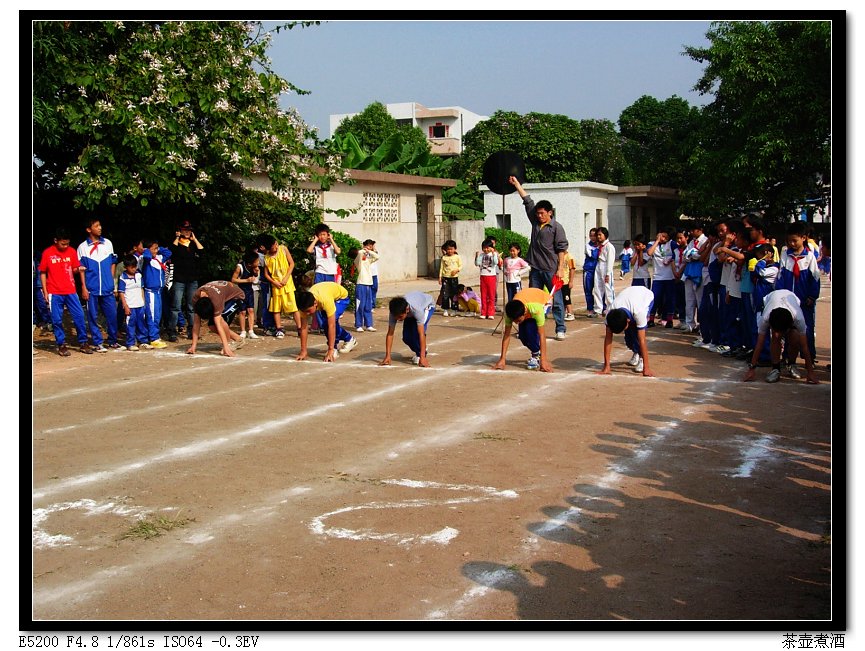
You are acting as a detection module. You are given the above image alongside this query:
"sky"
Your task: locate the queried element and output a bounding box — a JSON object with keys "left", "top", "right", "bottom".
{"left": 264, "top": 19, "right": 714, "bottom": 138}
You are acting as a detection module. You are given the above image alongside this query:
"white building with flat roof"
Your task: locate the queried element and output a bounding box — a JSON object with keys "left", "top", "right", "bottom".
{"left": 330, "top": 102, "right": 487, "bottom": 157}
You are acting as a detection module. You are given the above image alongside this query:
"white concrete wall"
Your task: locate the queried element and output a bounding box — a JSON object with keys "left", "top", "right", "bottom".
{"left": 236, "top": 172, "right": 450, "bottom": 284}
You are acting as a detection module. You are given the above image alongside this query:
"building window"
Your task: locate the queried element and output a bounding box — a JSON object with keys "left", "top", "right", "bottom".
{"left": 596, "top": 208, "right": 604, "bottom": 228}
{"left": 395, "top": 118, "right": 413, "bottom": 128}
{"left": 363, "top": 192, "right": 400, "bottom": 223}
{"left": 429, "top": 123, "right": 448, "bottom": 138}
{"left": 496, "top": 214, "right": 511, "bottom": 230}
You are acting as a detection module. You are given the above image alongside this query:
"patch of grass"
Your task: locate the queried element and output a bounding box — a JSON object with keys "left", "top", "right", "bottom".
{"left": 473, "top": 432, "right": 514, "bottom": 441}
{"left": 120, "top": 511, "right": 193, "bottom": 541}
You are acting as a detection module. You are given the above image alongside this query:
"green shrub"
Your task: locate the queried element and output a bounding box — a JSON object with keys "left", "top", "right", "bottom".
{"left": 484, "top": 227, "right": 531, "bottom": 258}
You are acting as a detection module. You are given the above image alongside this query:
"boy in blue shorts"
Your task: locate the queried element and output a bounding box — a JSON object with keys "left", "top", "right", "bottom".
{"left": 492, "top": 287, "right": 553, "bottom": 372}
{"left": 596, "top": 285, "right": 656, "bottom": 377}
{"left": 379, "top": 291, "right": 435, "bottom": 367}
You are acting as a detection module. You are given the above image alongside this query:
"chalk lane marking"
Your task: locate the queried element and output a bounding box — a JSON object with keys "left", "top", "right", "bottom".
{"left": 33, "top": 498, "right": 149, "bottom": 550}
{"left": 309, "top": 479, "right": 518, "bottom": 547}
{"left": 32, "top": 368, "right": 462, "bottom": 502}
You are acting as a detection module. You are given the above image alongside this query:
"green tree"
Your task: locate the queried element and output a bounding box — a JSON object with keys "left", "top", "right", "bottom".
{"left": 579, "top": 118, "right": 633, "bottom": 186}
{"left": 330, "top": 131, "right": 485, "bottom": 219}
{"left": 332, "top": 101, "right": 429, "bottom": 154}
{"left": 455, "top": 111, "right": 591, "bottom": 192}
{"left": 683, "top": 20, "right": 831, "bottom": 219}
{"left": 33, "top": 20, "right": 345, "bottom": 211}
{"left": 618, "top": 95, "right": 700, "bottom": 188}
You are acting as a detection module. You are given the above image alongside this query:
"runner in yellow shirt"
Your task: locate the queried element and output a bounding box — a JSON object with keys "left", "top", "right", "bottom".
{"left": 296, "top": 281, "right": 358, "bottom": 362}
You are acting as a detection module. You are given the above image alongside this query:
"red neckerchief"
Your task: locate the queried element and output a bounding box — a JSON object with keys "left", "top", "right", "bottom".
{"left": 89, "top": 237, "right": 102, "bottom": 255}
{"left": 748, "top": 238, "right": 768, "bottom": 251}
{"left": 789, "top": 247, "right": 807, "bottom": 280}
{"left": 319, "top": 242, "right": 330, "bottom": 258}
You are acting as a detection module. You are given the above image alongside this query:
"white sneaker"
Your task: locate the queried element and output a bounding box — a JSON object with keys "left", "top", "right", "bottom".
{"left": 340, "top": 337, "right": 359, "bottom": 353}
{"left": 526, "top": 355, "right": 540, "bottom": 370}
{"left": 365, "top": 326, "right": 376, "bottom": 332}
{"left": 766, "top": 368, "right": 781, "bottom": 383}
{"left": 692, "top": 339, "right": 707, "bottom": 348}
{"left": 411, "top": 355, "right": 420, "bottom": 365}
{"left": 715, "top": 345, "right": 731, "bottom": 353}
{"left": 627, "top": 352, "right": 641, "bottom": 366}
{"left": 230, "top": 337, "right": 245, "bottom": 351}
{"left": 442, "top": 310, "right": 450, "bottom": 317}
{"left": 126, "top": 345, "right": 139, "bottom": 351}
{"left": 239, "top": 331, "right": 247, "bottom": 339}
{"left": 679, "top": 323, "right": 691, "bottom": 331}
{"left": 635, "top": 357, "right": 644, "bottom": 373}
{"left": 247, "top": 330, "right": 259, "bottom": 339}
{"left": 356, "top": 327, "right": 365, "bottom": 332}
{"left": 564, "top": 313, "right": 575, "bottom": 321}
{"left": 93, "top": 344, "right": 108, "bottom": 353}
{"left": 555, "top": 332, "right": 565, "bottom": 341}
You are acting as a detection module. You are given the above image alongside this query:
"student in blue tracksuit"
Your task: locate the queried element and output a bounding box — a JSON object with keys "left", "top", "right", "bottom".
{"left": 140, "top": 238, "right": 172, "bottom": 349}
{"left": 77, "top": 218, "right": 120, "bottom": 351}
{"left": 775, "top": 221, "right": 820, "bottom": 363}
{"left": 582, "top": 228, "right": 599, "bottom": 316}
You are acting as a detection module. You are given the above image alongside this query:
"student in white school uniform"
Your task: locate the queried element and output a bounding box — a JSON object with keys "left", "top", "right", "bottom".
{"left": 743, "top": 289, "right": 818, "bottom": 384}
{"left": 596, "top": 285, "right": 656, "bottom": 377}
{"left": 592, "top": 227, "right": 615, "bottom": 317}
{"left": 353, "top": 239, "right": 380, "bottom": 332}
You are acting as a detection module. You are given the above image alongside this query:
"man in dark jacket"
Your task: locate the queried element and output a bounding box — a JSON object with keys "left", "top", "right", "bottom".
{"left": 508, "top": 176, "right": 569, "bottom": 340}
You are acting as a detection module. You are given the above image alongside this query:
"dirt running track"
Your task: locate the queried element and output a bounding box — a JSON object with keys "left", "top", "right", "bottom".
{"left": 30, "top": 283, "right": 833, "bottom": 624}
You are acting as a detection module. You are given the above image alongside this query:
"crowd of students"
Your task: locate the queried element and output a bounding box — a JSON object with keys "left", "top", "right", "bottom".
{"left": 34, "top": 213, "right": 828, "bottom": 385}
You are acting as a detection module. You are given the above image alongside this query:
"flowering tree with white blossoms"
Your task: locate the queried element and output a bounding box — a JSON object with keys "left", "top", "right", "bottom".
{"left": 33, "top": 20, "right": 345, "bottom": 210}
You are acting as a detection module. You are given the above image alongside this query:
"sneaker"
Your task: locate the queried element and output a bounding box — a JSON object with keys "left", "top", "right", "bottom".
{"left": 526, "top": 355, "right": 540, "bottom": 370}
{"left": 166, "top": 334, "right": 178, "bottom": 342}
{"left": 627, "top": 352, "right": 641, "bottom": 366}
{"left": 365, "top": 327, "right": 377, "bottom": 332}
{"left": 230, "top": 337, "right": 246, "bottom": 351}
{"left": 715, "top": 345, "right": 731, "bottom": 354}
{"left": 340, "top": 337, "right": 359, "bottom": 353}
{"left": 106, "top": 342, "right": 122, "bottom": 350}
{"left": 766, "top": 368, "right": 781, "bottom": 383}
{"left": 442, "top": 310, "right": 450, "bottom": 317}
{"left": 555, "top": 331, "right": 565, "bottom": 341}
{"left": 239, "top": 331, "right": 247, "bottom": 339}
{"left": 275, "top": 329, "right": 285, "bottom": 339}
{"left": 92, "top": 344, "right": 108, "bottom": 353}
{"left": 635, "top": 357, "right": 644, "bottom": 373}
{"left": 79, "top": 344, "right": 94, "bottom": 354}
{"left": 679, "top": 323, "right": 691, "bottom": 331}
{"left": 126, "top": 345, "right": 139, "bottom": 351}
{"left": 58, "top": 344, "right": 71, "bottom": 357}
{"left": 736, "top": 348, "right": 755, "bottom": 361}
{"left": 786, "top": 363, "right": 802, "bottom": 379}
{"left": 564, "top": 313, "right": 575, "bottom": 321}
{"left": 265, "top": 328, "right": 277, "bottom": 337}
{"left": 646, "top": 321, "right": 656, "bottom": 328}
{"left": 411, "top": 355, "right": 420, "bottom": 365}
{"left": 247, "top": 330, "right": 260, "bottom": 339}
{"left": 186, "top": 330, "right": 194, "bottom": 340}
{"left": 356, "top": 327, "right": 365, "bottom": 332}
{"left": 139, "top": 343, "right": 153, "bottom": 350}
{"left": 721, "top": 347, "right": 741, "bottom": 358}
{"left": 692, "top": 339, "right": 708, "bottom": 348}
{"left": 665, "top": 320, "right": 673, "bottom": 329}
{"left": 149, "top": 339, "right": 168, "bottom": 349}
